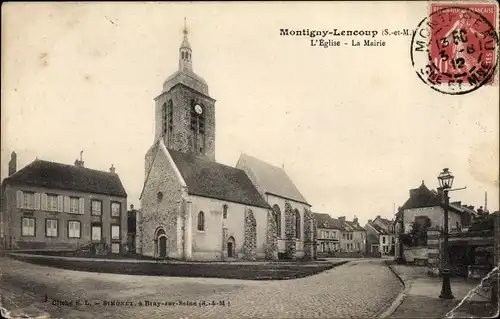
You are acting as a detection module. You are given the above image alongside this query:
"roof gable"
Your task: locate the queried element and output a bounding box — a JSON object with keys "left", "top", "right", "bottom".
{"left": 236, "top": 153, "right": 309, "bottom": 205}
{"left": 3, "top": 160, "right": 127, "bottom": 197}
{"left": 168, "top": 149, "right": 270, "bottom": 209}
{"left": 313, "top": 212, "right": 344, "bottom": 230}
{"left": 402, "top": 182, "right": 442, "bottom": 210}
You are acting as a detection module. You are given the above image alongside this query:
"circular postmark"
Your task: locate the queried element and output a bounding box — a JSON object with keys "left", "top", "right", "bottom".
{"left": 411, "top": 6, "right": 499, "bottom": 95}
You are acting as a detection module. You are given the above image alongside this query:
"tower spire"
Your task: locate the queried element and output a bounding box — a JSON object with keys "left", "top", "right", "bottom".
{"left": 179, "top": 17, "right": 192, "bottom": 71}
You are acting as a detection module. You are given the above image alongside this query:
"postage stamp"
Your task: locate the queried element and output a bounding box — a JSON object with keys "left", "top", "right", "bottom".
{"left": 411, "top": 1, "right": 499, "bottom": 95}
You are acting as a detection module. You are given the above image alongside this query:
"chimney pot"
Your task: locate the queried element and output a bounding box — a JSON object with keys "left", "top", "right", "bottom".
{"left": 8, "top": 151, "right": 17, "bottom": 176}
{"left": 110, "top": 164, "right": 116, "bottom": 173}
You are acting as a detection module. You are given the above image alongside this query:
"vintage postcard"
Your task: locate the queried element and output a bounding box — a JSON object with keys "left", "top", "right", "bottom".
{"left": 1, "top": 1, "right": 499, "bottom": 318}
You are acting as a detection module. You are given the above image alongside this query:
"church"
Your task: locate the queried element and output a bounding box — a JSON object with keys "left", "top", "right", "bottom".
{"left": 137, "top": 23, "right": 317, "bottom": 261}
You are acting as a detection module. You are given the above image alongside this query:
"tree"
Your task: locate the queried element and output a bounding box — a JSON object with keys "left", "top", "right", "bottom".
{"left": 401, "top": 217, "right": 432, "bottom": 247}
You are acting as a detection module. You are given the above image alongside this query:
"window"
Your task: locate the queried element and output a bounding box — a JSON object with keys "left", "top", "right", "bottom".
{"left": 167, "top": 100, "right": 173, "bottom": 145}
{"left": 222, "top": 205, "right": 228, "bottom": 219}
{"left": 382, "top": 236, "right": 386, "bottom": 244}
{"left": 111, "top": 225, "right": 120, "bottom": 240}
{"left": 68, "top": 221, "right": 81, "bottom": 238}
{"left": 295, "top": 210, "right": 301, "bottom": 239}
{"left": 197, "top": 211, "right": 205, "bottom": 231}
{"left": 161, "top": 102, "right": 167, "bottom": 135}
{"left": 273, "top": 205, "right": 281, "bottom": 237}
{"left": 23, "top": 192, "right": 35, "bottom": 209}
{"left": 91, "top": 200, "right": 102, "bottom": 216}
{"left": 45, "top": 219, "right": 58, "bottom": 237}
{"left": 111, "top": 202, "right": 121, "bottom": 217}
{"left": 91, "top": 224, "right": 102, "bottom": 241}
{"left": 47, "top": 194, "right": 58, "bottom": 211}
{"left": 21, "top": 217, "right": 35, "bottom": 236}
{"left": 69, "top": 197, "right": 79, "bottom": 214}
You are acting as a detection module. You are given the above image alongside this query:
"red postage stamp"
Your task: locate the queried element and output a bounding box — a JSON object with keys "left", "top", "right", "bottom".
{"left": 411, "top": 1, "right": 499, "bottom": 95}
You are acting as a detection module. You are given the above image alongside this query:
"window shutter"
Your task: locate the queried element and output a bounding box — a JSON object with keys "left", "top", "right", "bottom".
{"left": 79, "top": 198, "right": 84, "bottom": 215}
{"left": 16, "top": 190, "right": 23, "bottom": 208}
{"left": 63, "top": 196, "right": 70, "bottom": 213}
{"left": 41, "top": 193, "right": 48, "bottom": 211}
{"left": 57, "top": 196, "right": 64, "bottom": 212}
{"left": 34, "top": 193, "right": 41, "bottom": 210}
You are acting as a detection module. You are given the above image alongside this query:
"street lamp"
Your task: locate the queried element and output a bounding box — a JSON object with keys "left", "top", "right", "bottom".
{"left": 437, "top": 168, "right": 455, "bottom": 300}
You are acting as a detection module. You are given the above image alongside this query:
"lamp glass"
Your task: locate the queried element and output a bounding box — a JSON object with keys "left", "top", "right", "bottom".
{"left": 438, "top": 168, "right": 454, "bottom": 189}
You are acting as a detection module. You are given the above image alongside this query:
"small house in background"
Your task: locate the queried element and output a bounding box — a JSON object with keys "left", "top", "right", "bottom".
{"left": 1, "top": 151, "right": 128, "bottom": 254}
{"left": 365, "top": 216, "right": 395, "bottom": 256}
{"left": 339, "top": 216, "right": 366, "bottom": 254}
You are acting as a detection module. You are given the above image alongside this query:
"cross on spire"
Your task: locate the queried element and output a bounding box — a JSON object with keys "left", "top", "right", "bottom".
{"left": 183, "top": 17, "right": 188, "bottom": 36}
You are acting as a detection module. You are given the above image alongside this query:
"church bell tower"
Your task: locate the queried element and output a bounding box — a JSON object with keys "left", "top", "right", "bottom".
{"left": 153, "top": 19, "right": 216, "bottom": 161}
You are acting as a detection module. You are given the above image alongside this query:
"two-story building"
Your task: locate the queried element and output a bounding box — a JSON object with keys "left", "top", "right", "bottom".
{"left": 365, "top": 215, "right": 395, "bottom": 255}
{"left": 313, "top": 213, "right": 342, "bottom": 254}
{"left": 394, "top": 180, "right": 476, "bottom": 261}
{"left": 1, "top": 152, "right": 128, "bottom": 253}
{"left": 339, "top": 216, "right": 366, "bottom": 252}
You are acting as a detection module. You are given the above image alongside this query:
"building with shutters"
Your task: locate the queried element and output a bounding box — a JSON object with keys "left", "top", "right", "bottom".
{"left": 0, "top": 151, "right": 127, "bottom": 252}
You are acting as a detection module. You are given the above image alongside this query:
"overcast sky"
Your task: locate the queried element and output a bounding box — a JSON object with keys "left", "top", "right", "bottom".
{"left": 2, "top": 2, "right": 498, "bottom": 225}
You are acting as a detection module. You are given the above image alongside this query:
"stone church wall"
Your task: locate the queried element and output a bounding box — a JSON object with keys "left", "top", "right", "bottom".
{"left": 242, "top": 209, "right": 257, "bottom": 260}
{"left": 139, "top": 148, "right": 182, "bottom": 258}
{"left": 189, "top": 195, "right": 268, "bottom": 260}
{"left": 155, "top": 85, "right": 216, "bottom": 162}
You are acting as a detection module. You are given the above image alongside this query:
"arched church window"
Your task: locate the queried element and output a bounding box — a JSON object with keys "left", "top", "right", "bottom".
{"left": 197, "top": 211, "right": 205, "bottom": 231}
{"left": 295, "top": 209, "right": 301, "bottom": 239}
{"left": 161, "top": 103, "right": 167, "bottom": 135}
{"left": 273, "top": 205, "right": 281, "bottom": 238}
{"left": 223, "top": 205, "right": 228, "bottom": 219}
{"left": 182, "top": 51, "right": 185, "bottom": 60}
{"left": 167, "top": 100, "right": 173, "bottom": 144}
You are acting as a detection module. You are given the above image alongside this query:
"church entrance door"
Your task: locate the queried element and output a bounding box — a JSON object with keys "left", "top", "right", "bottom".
{"left": 227, "top": 236, "right": 235, "bottom": 258}
{"left": 159, "top": 236, "right": 167, "bottom": 258}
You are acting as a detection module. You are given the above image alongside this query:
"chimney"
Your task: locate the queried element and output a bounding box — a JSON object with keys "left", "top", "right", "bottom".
{"left": 368, "top": 219, "right": 372, "bottom": 224}
{"left": 110, "top": 164, "right": 116, "bottom": 174}
{"left": 130, "top": 204, "right": 134, "bottom": 210}
{"left": 353, "top": 216, "right": 358, "bottom": 223}
{"left": 339, "top": 216, "right": 345, "bottom": 223}
{"left": 74, "top": 159, "right": 84, "bottom": 168}
{"left": 8, "top": 151, "right": 17, "bottom": 176}
{"left": 409, "top": 188, "right": 418, "bottom": 198}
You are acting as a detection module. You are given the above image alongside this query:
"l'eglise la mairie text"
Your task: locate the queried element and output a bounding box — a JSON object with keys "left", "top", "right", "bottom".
{"left": 353, "top": 39, "right": 386, "bottom": 47}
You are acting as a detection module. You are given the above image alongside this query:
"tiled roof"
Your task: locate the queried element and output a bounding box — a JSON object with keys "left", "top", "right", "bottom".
{"left": 2, "top": 159, "right": 127, "bottom": 197}
{"left": 368, "top": 222, "right": 388, "bottom": 235}
{"left": 236, "top": 154, "right": 309, "bottom": 205}
{"left": 345, "top": 220, "right": 366, "bottom": 231}
{"left": 402, "top": 182, "right": 442, "bottom": 209}
{"left": 402, "top": 181, "right": 463, "bottom": 214}
{"left": 168, "top": 149, "right": 270, "bottom": 209}
{"left": 313, "top": 213, "right": 344, "bottom": 230}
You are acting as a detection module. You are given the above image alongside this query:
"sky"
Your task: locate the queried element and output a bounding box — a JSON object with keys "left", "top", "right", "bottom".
{"left": 2, "top": 2, "right": 499, "bottom": 226}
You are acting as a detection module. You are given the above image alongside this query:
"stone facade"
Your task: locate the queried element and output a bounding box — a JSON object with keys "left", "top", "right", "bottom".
{"left": 154, "top": 85, "right": 216, "bottom": 162}
{"left": 222, "top": 227, "right": 228, "bottom": 259}
{"left": 303, "top": 208, "right": 316, "bottom": 260}
{"left": 265, "top": 210, "right": 278, "bottom": 260}
{"left": 139, "top": 146, "right": 182, "bottom": 258}
{"left": 284, "top": 203, "right": 297, "bottom": 259}
{"left": 242, "top": 209, "right": 257, "bottom": 260}
{"left": 426, "top": 226, "right": 441, "bottom": 276}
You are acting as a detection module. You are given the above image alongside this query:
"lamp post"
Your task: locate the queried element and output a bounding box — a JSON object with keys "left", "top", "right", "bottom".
{"left": 438, "top": 168, "right": 455, "bottom": 300}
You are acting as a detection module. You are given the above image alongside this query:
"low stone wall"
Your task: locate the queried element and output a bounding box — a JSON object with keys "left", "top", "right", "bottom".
{"left": 403, "top": 246, "right": 428, "bottom": 265}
